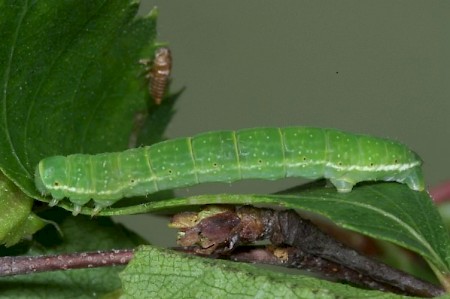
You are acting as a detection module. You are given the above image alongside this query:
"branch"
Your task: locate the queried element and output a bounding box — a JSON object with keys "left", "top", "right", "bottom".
{"left": 170, "top": 205, "right": 444, "bottom": 297}
{"left": 230, "top": 246, "right": 409, "bottom": 295}
{"left": 0, "top": 249, "right": 133, "bottom": 277}
{"left": 176, "top": 245, "right": 405, "bottom": 295}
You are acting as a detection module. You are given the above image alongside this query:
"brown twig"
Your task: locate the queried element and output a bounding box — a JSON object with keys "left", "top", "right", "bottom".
{"left": 231, "top": 246, "right": 408, "bottom": 295}
{"left": 175, "top": 245, "right": 405, "bottom": 294}
{"left": 0, "top": 249, "right": 134, "bottom": 277}
{"left": 271, "top": 208, "right": 443, "bottom": 297}
{"left": 171, "top": 205, "right": 445, "bottom": 297}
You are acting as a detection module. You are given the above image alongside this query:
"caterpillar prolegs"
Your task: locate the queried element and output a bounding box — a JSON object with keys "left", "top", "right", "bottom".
{"left": 35, "top": 127, "right": 425, "bottom": 214}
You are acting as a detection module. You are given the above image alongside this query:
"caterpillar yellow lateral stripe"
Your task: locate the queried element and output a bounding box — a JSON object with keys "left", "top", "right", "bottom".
{"left": 35, "top": 127, "right": 425, "bottom": 214}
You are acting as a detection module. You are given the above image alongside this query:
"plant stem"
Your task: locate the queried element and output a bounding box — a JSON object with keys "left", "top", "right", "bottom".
{"left": 0, "top": 249, "right": 133, "bottom": 277}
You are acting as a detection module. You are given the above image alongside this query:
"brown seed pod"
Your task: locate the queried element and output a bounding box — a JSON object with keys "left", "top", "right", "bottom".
{"left": 149, "top": 47, "right": 172, "bottom": 105}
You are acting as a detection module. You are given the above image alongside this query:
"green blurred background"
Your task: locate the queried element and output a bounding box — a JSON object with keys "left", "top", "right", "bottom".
{"left": 117, "top": 1, "right": 450, "bottom": 246}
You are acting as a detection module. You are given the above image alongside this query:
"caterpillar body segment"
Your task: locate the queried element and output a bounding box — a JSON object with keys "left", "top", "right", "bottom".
{"left": 35, "top": 127, "right": 425, "bottom": 212}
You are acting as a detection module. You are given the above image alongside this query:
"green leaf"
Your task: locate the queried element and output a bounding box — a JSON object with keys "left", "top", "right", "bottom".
{"left": 104, "top": 182, "right": 450, "bottom": 285}
{"left": 0, "top": 0, "right": 158, "bottom": 201}
{"left": 0, "top": 172, "right": 46, "bottom": 246}
{"left": 134, "top": 89, "right": 183, "bottom": 147}
{"left": 275, "top": 183, "right": 450, "bottom": 276}
{"left": 0, "top": 212, "right": 145, "bottom": 298}
{"left": 119, "top": 245, "right": 411, "bottom": 299}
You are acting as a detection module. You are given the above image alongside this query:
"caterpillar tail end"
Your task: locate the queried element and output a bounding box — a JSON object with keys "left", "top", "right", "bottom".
{"left": 403, "top": 168, "right": 426, "bottom": 192}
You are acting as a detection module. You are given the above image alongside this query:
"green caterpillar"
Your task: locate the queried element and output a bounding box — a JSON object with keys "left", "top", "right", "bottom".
{"left": 35, "top": 127, "right": 424, "bottom": 214}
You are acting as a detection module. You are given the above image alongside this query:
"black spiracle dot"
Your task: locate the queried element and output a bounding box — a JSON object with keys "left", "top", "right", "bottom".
{"left": 258, "top": 159, "right": 263, "bottom": 164}
{"left": 168, "top": 169, "right": 173, "bottom": 174}
{"left": 54, "top": 181, "right": 59, "bottom": 186}
{"left": 130, "top": 179, "right": 135, "bottom": 184}
{"left": 370, "top": 162, "right": 374, "bottom": 166}
{"left": 303, "top": 157, "right": 307, "bottom": 161}
{"left": 212, "top": 162, "right": 218, "bottom": 167}
{"left": 394, "top": 159, "right": 398, "bottom": 164}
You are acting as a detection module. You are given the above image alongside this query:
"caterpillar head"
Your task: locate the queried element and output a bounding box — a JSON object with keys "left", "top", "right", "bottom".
{"left": 35, "top": 156, "right": 67, "bottom": 200}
